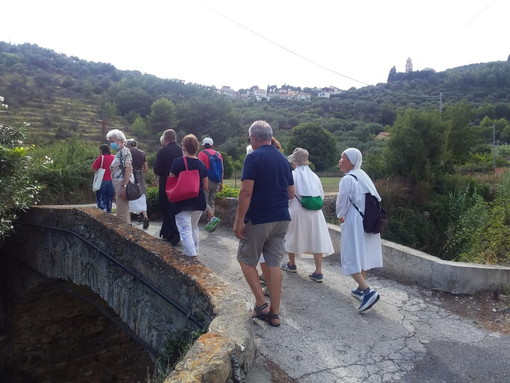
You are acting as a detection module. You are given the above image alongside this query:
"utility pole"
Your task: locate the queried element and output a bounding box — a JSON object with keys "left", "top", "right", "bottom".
{"left": 493, "top": 123, "right": 496, "bottom": 168}
{"left": 439, "top": 92, "right": 443, "bottom": 118}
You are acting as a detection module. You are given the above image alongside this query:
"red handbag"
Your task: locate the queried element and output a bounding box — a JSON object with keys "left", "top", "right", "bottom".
{"left": 166, "top": 156, "right": 200, "bottom": 203}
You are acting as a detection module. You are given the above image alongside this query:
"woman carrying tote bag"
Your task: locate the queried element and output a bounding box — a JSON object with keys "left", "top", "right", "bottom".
{"left": 168, "top": 134, "right": 208, "bottom": 263}
{"left": 91, "top": 144, "right": 115, "bottom": 213}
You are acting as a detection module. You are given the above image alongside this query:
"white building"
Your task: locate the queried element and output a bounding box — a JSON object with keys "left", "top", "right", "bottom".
{"left": 252, "top": 87, "right": 267, "bottom": 100}
{"left": 318, "top": 86, "right": 343, "bottom": 98}
{"left": 219, "top": 86, "right": 236, "bottom": 98}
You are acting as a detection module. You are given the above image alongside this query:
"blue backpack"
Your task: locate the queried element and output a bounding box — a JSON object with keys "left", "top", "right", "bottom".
{"left": 203, "top": 150, "right": 223, "bottom": 183}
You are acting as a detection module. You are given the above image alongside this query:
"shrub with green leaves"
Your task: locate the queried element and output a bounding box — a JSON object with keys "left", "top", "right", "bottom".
{"left": 440, "top": 186, "right": 488, "bottom": 260}
{"left": 456, "top": 172, "right": 510, "bottom": 265}
{"left": 146, "top": 186, "right": 160, "bottom": 217}
{"left": 30, "top": 138, "right": 98, "bottom": 204}
{"left": 217, "top": 184, "right": 239, "bottom": 198}
{"left": 0, "top": 124, "right": 40, "bottom": 244}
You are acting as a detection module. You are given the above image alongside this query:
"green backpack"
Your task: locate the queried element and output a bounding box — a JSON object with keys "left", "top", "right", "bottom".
{"left": 295, "top": 195, "right": 323, "bottom": 210}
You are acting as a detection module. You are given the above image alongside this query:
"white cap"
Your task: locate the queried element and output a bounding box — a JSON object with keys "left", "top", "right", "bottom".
{"left": 202, "top": 137, "right": 213, "bottom": 146}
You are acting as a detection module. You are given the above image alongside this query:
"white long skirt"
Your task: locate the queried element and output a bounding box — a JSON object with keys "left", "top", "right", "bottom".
{"left": 284, "top": 199, "right": 335, "bottom": 255}
{"left": 340, "top": 207, "right": 383, "bottom": 275}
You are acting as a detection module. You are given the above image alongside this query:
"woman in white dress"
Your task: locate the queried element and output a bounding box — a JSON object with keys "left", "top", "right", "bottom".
{"left": 336, "top": 148, "right": 382, "bottom": 312}
{"left": 282, "top": 148, "right": 334, "bottom": 282}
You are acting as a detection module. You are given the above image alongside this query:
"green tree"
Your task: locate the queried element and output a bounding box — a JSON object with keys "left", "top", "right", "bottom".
{"left": 176, "top": 97, "right": 242, "bottom": 144}
{"left": 98, "top": 98, "right": 117, "bottom": 121}
{"left": 148, "top": 98, "right": 176, "bottom": 134}
{"left": 287, "top": 121, "right": 336, "bottom": 171}
{"left": 0, "top": 124, "right": 40, "bottom": 244}
{"left": 131, "top": 115, "right": 149, "bottom": 137}
{"left": 387, "top": 66, "right": 397, "bottom": 82}
{"left": 443, "top": 102, "right": 481, "bottom": 166}
{"left": 114, "top": 88, "right": 152, "bottom": 116}
{"left": 385, "top": 109, "right": 447, "bottom": 183}
{"left": 495, "top": 118, "right": 509, "bottom": 142}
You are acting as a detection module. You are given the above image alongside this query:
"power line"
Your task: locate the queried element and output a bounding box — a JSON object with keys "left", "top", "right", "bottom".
{"left": 201, "top": 2, "right": 447, "bottom": 103}
{"left": 201, "top": 2, "right": 370, "bottom": 88}
{"left": 465, "top": 0, "right": 498, "bottom": 27}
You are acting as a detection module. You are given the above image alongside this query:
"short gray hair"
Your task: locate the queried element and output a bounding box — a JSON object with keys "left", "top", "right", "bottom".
{"left": 106, "top": 129, "right": 126, "bottom": 142}
{"left": 249, "top": 120, "right": 273, "bottom": 141}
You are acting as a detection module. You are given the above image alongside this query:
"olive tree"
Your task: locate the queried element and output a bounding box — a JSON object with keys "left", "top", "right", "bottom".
{"left": 385, "top": 109, "right": 447, "bottom": 183}
{"left": 287, "top": 121, "right": 336, "bottom": 171}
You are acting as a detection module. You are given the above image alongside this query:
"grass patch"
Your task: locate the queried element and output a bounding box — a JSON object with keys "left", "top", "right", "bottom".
{"left": 223, "top": 177, "right": 341, "bottom": 193}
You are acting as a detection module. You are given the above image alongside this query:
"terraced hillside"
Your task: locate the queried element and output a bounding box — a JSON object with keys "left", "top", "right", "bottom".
{"left": 0, "top": 80, "right": 127, "bottom": 143}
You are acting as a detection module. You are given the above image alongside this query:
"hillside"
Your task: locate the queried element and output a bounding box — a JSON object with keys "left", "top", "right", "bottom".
{"left": 1, "top": 41, "right": 510, "bottom": 155}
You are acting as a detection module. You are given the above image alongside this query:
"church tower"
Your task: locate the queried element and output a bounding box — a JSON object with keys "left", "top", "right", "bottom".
{"left": 406, "top": 57, "right": 413, "bottom": 73}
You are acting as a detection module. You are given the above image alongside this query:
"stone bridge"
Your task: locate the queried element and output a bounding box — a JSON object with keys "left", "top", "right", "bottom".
{"left": 0, "top": 206, "right": 253, "bottom": 382}
{"left": 2, "top": 198, "right": 510, "bottom": 382}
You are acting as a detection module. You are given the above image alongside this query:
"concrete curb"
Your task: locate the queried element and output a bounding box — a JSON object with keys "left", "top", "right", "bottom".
{"left": 216, "top": 197, "right": 510, "bottom": 294}
{"left": 327, "top": 224, "right": 510, "bottom": 294}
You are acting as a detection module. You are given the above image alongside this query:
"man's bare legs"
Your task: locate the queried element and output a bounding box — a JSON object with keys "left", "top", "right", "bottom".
{"left": 265, "top": 266, "right": 282, "bottom": 314}
{"left": 239, "top": 262, "right": 268, "bottom": 312}
{"left": 259, "top": 261, "right": 269, "bottom": 282}
{"left": 239, "top": 261, "right": 282, "bottom": 325}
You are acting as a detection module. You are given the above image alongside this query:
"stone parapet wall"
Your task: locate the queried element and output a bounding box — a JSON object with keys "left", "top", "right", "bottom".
{"left": 3, "top": 206, "right": 255, "bottom": 382}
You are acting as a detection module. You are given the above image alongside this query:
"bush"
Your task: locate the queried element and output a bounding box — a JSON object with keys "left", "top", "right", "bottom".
{"left": 146, "top": 186, "right": 160, "bottom": 217}
{"left": 383, "top": 206, "right": 436, "bottom": 252}
{"left": 31, "top": 138, "right": 98, "bottom": 204}
{"left": 456, "top": 172, "right": 510, "bottom": 265}
{"left": 0, "top": 124, "right": 40, "bottom": 244}
{"left": 217, "top": 184, "right": 239, "bottom": 198}
{"left": 219, "top": 151, "right": 234, "bottom": 179}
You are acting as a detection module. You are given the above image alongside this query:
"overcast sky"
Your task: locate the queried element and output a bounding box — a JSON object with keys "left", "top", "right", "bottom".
{"left": 2, "top": 0, "right": 508, "bottom": 90}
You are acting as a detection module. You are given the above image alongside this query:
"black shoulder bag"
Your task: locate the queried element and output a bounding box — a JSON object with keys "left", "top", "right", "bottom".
{"left": 120, "top": 149, "right": 142, "bottom": 201}
{"left": 348, "top": 174, "right": 388, "bottom": 235}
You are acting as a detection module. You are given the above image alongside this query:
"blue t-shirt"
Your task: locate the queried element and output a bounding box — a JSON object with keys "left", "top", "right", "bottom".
{"left": 170, "top": 157, "right": 207, "bottom": 213}
{"left": 241, "top": 145, "right": 294, "bottom": 224}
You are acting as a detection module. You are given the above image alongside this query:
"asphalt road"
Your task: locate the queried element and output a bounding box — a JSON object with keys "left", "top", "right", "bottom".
{"left": 142, "top": 220, "right": 510, "bottom": 383}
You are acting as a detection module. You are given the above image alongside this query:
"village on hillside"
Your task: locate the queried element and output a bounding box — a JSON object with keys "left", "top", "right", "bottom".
{"left": 215, "top": 85, "right": 344, "bottom": 101}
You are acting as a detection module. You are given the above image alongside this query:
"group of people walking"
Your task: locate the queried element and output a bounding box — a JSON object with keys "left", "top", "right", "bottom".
{"left": 92, "top": 120, "right": 383, "bottom": 327}
{"left": 92, "top": 130, "right": 150, "bottom": 229}
{"left": 234, "top": 120, "right": 383, "bottom": 327}
{"left": 91, "top": 128, "right": 224, "bottom": 264}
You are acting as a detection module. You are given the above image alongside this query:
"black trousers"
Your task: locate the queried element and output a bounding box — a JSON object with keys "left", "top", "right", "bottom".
{"left": 158, "top": 188, "right": 180, "bottom": 245}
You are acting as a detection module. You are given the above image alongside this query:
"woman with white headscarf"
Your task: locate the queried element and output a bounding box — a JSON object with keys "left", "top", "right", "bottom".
{"left": 281, "top": 148, "right": 334, "bottom": 282}
{"left": 336, "top": 148, "right": 382, "bottom": 312}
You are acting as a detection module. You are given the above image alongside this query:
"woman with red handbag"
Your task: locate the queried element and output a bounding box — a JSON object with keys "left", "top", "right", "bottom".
{"left": 168, "top": 134, "right": 208, "bottom": 263}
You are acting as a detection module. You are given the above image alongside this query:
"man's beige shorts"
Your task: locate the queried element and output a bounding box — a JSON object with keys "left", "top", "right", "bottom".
{"left": 237, "top": 220, "right": 289, "bottom": 267}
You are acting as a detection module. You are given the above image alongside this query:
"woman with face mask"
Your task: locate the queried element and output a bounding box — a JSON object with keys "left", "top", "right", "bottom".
{"left": 106, "top": 129, "right": 133, "bottom": 224}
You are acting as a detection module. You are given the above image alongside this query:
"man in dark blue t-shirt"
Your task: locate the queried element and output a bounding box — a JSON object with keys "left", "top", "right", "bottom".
{"left": 234, "top": 120, "right": 295, "bottom": 327}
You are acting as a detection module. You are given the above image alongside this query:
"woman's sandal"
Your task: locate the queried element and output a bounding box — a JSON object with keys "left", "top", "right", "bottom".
{"left": 252, "top": 302, "right": 269, "bottom": 318}
{"left": 262, "top": 312, "right": 281, "bottom": 327}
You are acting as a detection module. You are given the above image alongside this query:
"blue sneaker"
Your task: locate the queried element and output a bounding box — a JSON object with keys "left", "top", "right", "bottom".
{"left": 358, "top": 290, "right": 380, "bottom": 312}
{"left": 308, "top": 272, "right": 323, "bottom": 282}
{"left": 281, "top": 263, "right": 297, "bottom": 273}
{"left": 351, "top": 288, "right": 364, "bottom": 301}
